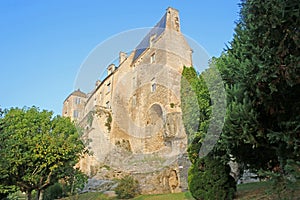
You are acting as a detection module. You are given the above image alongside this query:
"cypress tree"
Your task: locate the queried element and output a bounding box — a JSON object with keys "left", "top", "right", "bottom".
{"left": 218, "top": 0, "right": 300, "bottom": 197}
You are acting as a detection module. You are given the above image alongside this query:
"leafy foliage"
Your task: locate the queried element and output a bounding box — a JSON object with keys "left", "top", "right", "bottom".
{"left": 62, "top": 168, "right": 88, "bottom": 196}
{"left": 105, "top": 113, "right": 112, "bottom": 132}
{"left": 215, "top": 0, "right": 300, "bottom": 198}
{"left": 188, "top": 152, "right": 236, "bottom": 200}
{"left": 115, "top": 175, "right": 140, "bottom": 199}
{"left": 181, "top": 66, "right": 211, "bottom": 144}
{"left": 43, "top": 183, "right": 63, "bottom": 200}
{"left": 0, "top": 107, "right": 87, "bottom": 200}
{"left": 182, "top": 66, "right": 236, "bottom": 199}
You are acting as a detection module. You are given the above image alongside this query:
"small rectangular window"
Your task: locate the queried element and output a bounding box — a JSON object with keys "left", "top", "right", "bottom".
{"left": 132, "top": 95, "right": 136, "bottom": 106}
{"left": 150, "top": 53, "right": 156, "bottom": 63}
{"left": 74, "top": 97, "right": 80, "bottom": 104}
{"left": 132, "top": 77, "right": 135, "bottom": 87}
{"left": 73, "top": 110, "right": 79, "bottom": 118}
{"left": 107, "top": 82, "right": 111, "bottom": 93}
{"left": 106, "top": 101, "right": 110, "bottom": 109}
{"left": 151, "top": 83, "right": 156, "bottom": 92}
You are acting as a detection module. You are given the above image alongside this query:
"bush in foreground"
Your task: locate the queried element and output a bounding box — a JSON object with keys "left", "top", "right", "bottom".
{"left": 188, "top": 153, "right": 236, "bottom": 200}
{"left": 115, "top": 175, "right": 140, "bottom": 199}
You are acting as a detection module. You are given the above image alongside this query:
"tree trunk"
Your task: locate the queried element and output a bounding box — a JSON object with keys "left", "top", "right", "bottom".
{"left": 35, "top": 189, "right": 44, "bottom": 200}
{"left": 36, "top": 190, "right": 40, "bottom": 200}
{"left": 38, "top": 190, "right": 44, "bottom": 200}
{"left": 26, "top": 191, "right": 32, "bottom": 200}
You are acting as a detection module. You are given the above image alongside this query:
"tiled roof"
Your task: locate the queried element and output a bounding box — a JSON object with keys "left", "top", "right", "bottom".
{"left": 133, "top": 13, "right": 167, "bottom": 61}
{"left": 71, "top": 89, "right": 87, "bottom": 98}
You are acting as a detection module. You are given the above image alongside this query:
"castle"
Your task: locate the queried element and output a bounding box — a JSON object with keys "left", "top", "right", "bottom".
{"left": 63, "top": 7, "right": 193, "bottom": 194}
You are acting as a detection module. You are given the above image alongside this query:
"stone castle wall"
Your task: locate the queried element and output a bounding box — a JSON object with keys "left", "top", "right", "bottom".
{"left": 63, "top": 7, "right": 193, "bottom": 194}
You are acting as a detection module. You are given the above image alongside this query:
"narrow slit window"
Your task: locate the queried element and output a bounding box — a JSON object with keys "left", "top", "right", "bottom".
{"left": 150, "top": 53, "right": 156, "bottom": 63}
{"left": 151, "top": 83, "right": 156, "bottom": 92}
{"left": 107, "top": 82, "right": 111, "bottom": 93}
{"left": 106, "top": 101, "right": 110, "bottom": 109}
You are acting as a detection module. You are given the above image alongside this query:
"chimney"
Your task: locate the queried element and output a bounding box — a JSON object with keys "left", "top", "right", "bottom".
{"left": 119, "top": 52, "right": 127, "bottom": 64}
{"left": 107, "top": 64, "right": 115, "bottom": 75}
{"left": 95, "top": 80, "right": 101, "bottom": 87}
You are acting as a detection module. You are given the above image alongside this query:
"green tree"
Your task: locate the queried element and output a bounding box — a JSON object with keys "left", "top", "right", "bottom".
{"left": 181, "top": 66, "right": 211, "bottom": 144}
{"left": 181, "top": 66, "right": 201, "bottom": 142}
{"left": 182, "top": 66, "right": 236, "bottom": 199}
{"left": 188, "top": 152, "right": 236, "bottom": 200}
{"left": 62, "top": 168, "right": 88, "bottom": 196}
{"left": 0, "top": 107, "right": 87, "bottom": 200}
{"left": 217, "top": 0, "right": 300, "bottom": 197}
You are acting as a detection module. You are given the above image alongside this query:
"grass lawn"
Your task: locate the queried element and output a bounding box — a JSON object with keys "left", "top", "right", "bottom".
{"left": 235, "top": 181, "right": 273, "bottom": 200}
{"left": 61, "top": 181, "right": 300, "bottom": 200}
{"left": 132, "top": 191, "right": 194, "bottom": 200}
{"left": 62, "top": 191, "right": 194, "bottom": 200}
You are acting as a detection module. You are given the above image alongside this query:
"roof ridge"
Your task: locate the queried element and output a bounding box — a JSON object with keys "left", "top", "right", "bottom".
{"left": 132, "top": 11, "right": 168, "bottom": 62}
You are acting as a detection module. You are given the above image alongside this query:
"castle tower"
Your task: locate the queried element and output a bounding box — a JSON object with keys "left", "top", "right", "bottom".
{"left": 62, "top": 89, "right": 87, "bottom": 121}
{"left": 63, "top": 8, "right": 193, "bottom": 194}
{"left": 165, "top": 7, "right": 180, "bottom": 32}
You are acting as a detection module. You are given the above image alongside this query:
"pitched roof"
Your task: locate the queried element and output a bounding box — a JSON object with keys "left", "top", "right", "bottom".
{"left": 70, "top": 89, "right": 87, "bottom": 98}
{"left": 133, "top": 12, "right": 167, "bottom": 61}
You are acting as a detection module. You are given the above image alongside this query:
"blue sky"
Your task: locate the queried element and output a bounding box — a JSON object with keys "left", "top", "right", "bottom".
{"left": 0, "top": 0, "right": 240, "bottom": 115}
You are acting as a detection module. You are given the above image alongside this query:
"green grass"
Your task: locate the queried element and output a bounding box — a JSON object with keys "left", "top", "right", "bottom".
{"left": 61, "top": 192, "right": 109, "bottom": 200}
{"left": 132, "top": 191, "right": 194, "bottom": 200}
{"left": 235, "top": 181, "right": 272, "bottom": 200}
{"left": 235, "top": 181, "right": 300, "bottom": 200}
{"left": 237, "top": 181, "right": 271, "bottom": 192}
{"left": 61, "top": 181, "right": 300, "bottom": 200}
{"left": 61, "top": 191, "right": 193, "bottom": 200}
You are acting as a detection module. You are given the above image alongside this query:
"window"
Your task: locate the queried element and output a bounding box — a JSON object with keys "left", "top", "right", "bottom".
{"left": 107, "top": 82, "right": 111, "bottom": 93}
{"left": 150, "top": 34, "right": 156, "bottom": 47}
{"left": 106, "top": 101, "right": 111, "bottom": 109}
{"left": 150, "top": 53, "right": 156, "bottom": 63}
{"left": 132, "top": 76, "right": 137, "bottom": 88}
{"left": 175, "top": 17, "right": 180, "bottom": 31}
{"left": 151, "top": 83, "right": 156, "bottom": 92}
{"left": 132, "top": 94, "right": 136, "bottom": 106}
{"left": 74, "top": 97, "right": 80, "bottom": 104}
{"left": 73, "top": 110, "right": 79, "bottom": 118}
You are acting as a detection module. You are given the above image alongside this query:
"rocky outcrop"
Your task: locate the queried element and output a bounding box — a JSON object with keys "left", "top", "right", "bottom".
{"left": 81, "top": 179, "right": 117, "bottom": 193}
{"left": 82, "top": 150, "right": 191, "bottom": 194}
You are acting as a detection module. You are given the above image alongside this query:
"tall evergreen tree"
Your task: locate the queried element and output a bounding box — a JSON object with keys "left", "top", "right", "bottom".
{"left": 182, "top": 66, "right": 236, "bottom": 199}
{"left": 217, "top": 0, "right": 300, "bottom": 197}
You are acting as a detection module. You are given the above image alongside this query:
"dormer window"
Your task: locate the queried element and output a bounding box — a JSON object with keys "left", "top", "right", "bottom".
{"left": 150, "top": 34, "right": 156, "bottom": 47}
{"left": 107, "top": 64, "right": 115, "bottom": 75}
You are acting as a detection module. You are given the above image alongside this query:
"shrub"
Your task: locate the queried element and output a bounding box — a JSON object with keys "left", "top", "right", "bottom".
{"left": 43, "top": 183, "right": 63, "bottom": 200}
{"left": 115, "top": 175, "right": 139, "bottom": 199}
{"left": 188, "top": 154, "right": 236, "bottom": 200}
